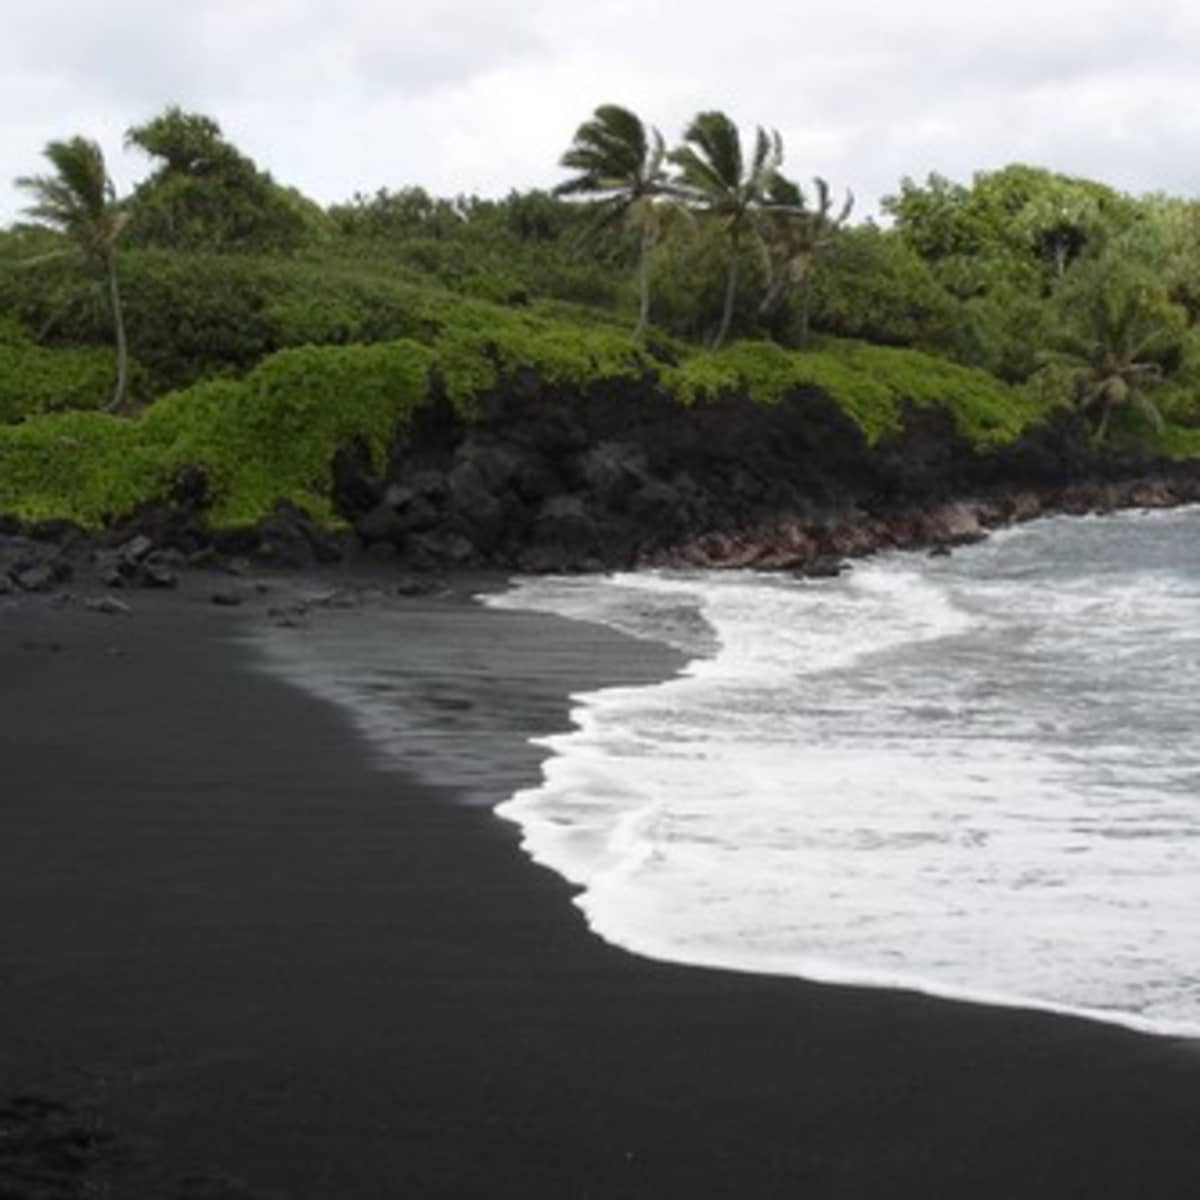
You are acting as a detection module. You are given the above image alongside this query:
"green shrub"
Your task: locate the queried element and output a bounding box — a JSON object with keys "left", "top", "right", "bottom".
{"left": 141, "top": 340, "right": 436, "bottom": 524}
{"left": 806, "top": 225, "right": 959, "bottom": 350}
{"left": 263, "top": 292, "right": 365, "bottom": 348}
{"left": 953, "top": 287, "right": 1058, "bottom": 382}
{"left": 662, "top": 337, "right": 1042, "bottom": 445}
{"left": 1155, "top": 424, "right": 1200, "bottom": 457}
{"left": 431, "top": 308, "right": 649, "bottom": 406}
{"left": 0, "top": 314, "right": 32, "bottom": 345}
{"left": 123, "top": 107, "right": 328, "bottom": 254}
{"left": 0, "top": 411, "right": 157, "bottom": 525}
{"left": 0, "top": 342, "right": 129, "bottom": 422}
{"left": 0, "top": 339, "right": 436, "bottom": 528}
{"left": 0, "top": 250, "right": 274, "bottom": 390}
{"left": 0, "top": 237, "right": 637, "bottom": 395}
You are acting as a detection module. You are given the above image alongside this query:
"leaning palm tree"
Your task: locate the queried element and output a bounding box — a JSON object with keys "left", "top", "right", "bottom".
{"left": 1043, "top": 281, "right": 1176, "bottom": 442}
{"left": 556, "top": 105, "right": 672, "bottom": 336}
{"left": 15, "top": 137, "right": 129, "bottom": 410}
{"left": 669, "top": 112, "right": 783, "bottom": 349}
{"left": 758, "top": 175, "right": 853, "bottom": 344}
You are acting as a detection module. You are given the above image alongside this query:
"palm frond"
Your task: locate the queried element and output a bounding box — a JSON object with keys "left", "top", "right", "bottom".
{"left": 835, "top": 187, "right": 855, "bottom": 226}
{"left": 12, "top": 246, "right": 72, "bottom": 269}
{"left": 645, "top": 127, "right": 667, "bottom": 181}
{"left": 1129, "top": 388, "right": 1166, "bottom": 431}
{"left": 666, "top": 147, "right": 722, "bottom": 206}
{"left": 575, "top": 194, "right": 633, "bottom": 246}
{"left": 672, "top": 111, "right": 744, "bottom": 198}
{"left": 765, "top": 173, "right": 803, "bottom": 209}
{"left": 15, "top": 137, "right": 122, "bottom": 263}
{"left": 747, "top": 128, "right": 783, "bottom": 194}
{"left": 557, "top": 104, "right": 660, "bottom": 197}
{"left": 21, "top": 139, "right": 111, "bottom": 222}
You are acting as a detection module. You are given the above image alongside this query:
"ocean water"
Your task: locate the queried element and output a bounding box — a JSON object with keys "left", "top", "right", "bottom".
{"left": 484, "top": 507, "right": 1200, "bottom": 1038}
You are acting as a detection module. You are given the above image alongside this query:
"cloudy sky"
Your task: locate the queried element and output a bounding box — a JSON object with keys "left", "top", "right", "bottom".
{"left": 3, "top": 0, "right": 1199, "bottom": 225}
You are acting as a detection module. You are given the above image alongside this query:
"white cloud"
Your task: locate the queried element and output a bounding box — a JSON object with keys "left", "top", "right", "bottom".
{"left": 2, "top": 0, "right": 1199, "bottom": 224}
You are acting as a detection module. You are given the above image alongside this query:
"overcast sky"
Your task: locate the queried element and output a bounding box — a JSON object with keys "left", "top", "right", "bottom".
{"left": 3, "top": 0, "right": 1199, "bottom": 226}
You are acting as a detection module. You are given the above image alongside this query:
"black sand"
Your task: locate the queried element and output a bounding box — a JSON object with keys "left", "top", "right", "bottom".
{"left": 2, "top": 581, "right": 1199, "bottom": 1198}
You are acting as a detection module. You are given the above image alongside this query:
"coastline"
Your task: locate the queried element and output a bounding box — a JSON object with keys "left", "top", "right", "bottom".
{"left": 3, "top": 574, "right": 1200, "bottom": 1197}
{"left": 489, "top": 515, "right": 1200, "bottom": 1044}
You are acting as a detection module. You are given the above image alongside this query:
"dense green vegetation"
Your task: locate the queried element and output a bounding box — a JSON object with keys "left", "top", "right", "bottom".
{"left": 14, "top": 137, "right": 131, "bottom": 409}
{"left": 3, "top": 103, "right": 1200, "bottom": 531}
{"left": 0, "top": 333, "right": 124, "bottom": 423}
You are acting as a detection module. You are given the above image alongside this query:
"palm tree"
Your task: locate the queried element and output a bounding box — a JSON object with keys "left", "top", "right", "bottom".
{"left": 16, "top": 137, "right": 129, "bottom": 410}
{"left": 556, "top": 105, "right": 672, "bottom": 336}
{"left": 669, "top": 112, "right": 783, "bottom": 349}
{"left": 758, "top": 175, "right": 853, "bottom": 345}
{"left": 1044, "top": 282, "right": 1176, "bottom": 442}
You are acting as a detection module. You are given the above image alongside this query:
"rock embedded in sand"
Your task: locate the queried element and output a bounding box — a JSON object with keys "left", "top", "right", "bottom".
{"left": 116, "top": 534, "right": 155, "bottom": 564}
{"left": 394, "top": 573, "right": 443, "bottom": 597}
{"left": 85, "top": 596, "right": 132, "bottom": 616}
{"left": 140, "top": 561, "right": 178, "bottom": 589}
{"left": 12, "top": 562, "right": 67, "bottom": 593}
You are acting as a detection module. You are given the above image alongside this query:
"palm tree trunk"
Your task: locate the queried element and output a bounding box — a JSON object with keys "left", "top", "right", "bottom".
{"left": 797, "top": 273, "right": 812, "bottom": 347}
{"left": 635, "top": 223, "right": 653, "bottom": 337}
{"left": 758, "top": 270, "right": 783, "bottom": 318}
{"left": 105, "top": 252, "right": 128, "bottom": 412}
{"left": 712, "top": 234, "right": 740, "bottom": 351}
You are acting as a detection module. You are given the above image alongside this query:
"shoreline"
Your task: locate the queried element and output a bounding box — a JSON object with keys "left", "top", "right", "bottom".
{"left": 5, "top": 468, "right": 1200, "bottom": 619}
{"left": 4, "top": 575, "right": 1200, "bottom": 1196}
{"left": 651, "top": 472, "right": 1200, "bottom": 571}
{"left": 488, "top": 528, "right": 1200, "bottom": 1046}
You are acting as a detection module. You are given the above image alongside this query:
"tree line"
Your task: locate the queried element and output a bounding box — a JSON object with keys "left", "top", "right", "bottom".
{"left": 8, "top": 102, "right": 1200, "bottom": 443}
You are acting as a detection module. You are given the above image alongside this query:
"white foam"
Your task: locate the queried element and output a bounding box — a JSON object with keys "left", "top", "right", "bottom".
{"left": 488, "top": 509, "right": 1200, "bottom": 1039}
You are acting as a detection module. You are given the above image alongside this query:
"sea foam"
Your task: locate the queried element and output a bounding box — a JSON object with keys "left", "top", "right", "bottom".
{"left": 485, "top": 508, "right": 1200, "bottom": 1038}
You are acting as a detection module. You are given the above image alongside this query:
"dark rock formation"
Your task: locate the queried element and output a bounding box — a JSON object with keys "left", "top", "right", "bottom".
{"left": 254, "top": 500, "right": 344, "bottom": 568}
{"left": 336, "top": 377, "right": 1200, "bottom": 574}
{"left": 6, "top": 374, "right": 1200, "bottom": 582}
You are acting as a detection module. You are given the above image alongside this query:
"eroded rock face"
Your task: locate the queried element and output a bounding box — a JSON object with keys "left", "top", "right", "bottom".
{"left": 343, "top": 380, "right": 880, "bottom": 571}
{"left": 330, "top": 378, "right": 1200, "bottom": 574}
{"left": 7, "top": 374, "right": 1200, "bottom": 581}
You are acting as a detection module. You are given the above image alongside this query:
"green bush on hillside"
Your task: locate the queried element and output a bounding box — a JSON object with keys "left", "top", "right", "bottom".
{"left": 0, "top": 314, "right": 31, "bottom": 345}
{"left": 432, "top": 309, "right": 649, "bottom": 405}
{"left": 142, "top": 340, "right": 437, "bottom": 524}
{"left": 0, "top": 339, "right": 437, "bottom": 528}
{"left": 661, "top": 337, "right": 1045, "bottom": 445}
{"left": 0, "top": 263, "right": 1085, "bottom": 534}
{"left": 806, "top": 225, "right": 959, "bottom": 350}
{"left": 1155, "top": 424, "right": 1200, "bottom": 457}
{"left": 0, "top": 341, "right": 130, "bottom": 423}
{"left": 0, "top": 251, "right": 271, "bottom": 390}
{"left": 123, "top": 107, "right": 330, "bottom": 254}
{"left": 0, "top": 411, "right": 156, "bottom": 525}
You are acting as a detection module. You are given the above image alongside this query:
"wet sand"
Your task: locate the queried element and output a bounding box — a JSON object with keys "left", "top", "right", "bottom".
{"left": 2, "top": 578, "right": 1198, "bottom": 1198}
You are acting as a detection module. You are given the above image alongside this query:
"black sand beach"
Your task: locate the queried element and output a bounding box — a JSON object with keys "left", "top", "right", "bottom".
{"left": 2, "top": 577, "right": 1199, "bottom": 1198}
